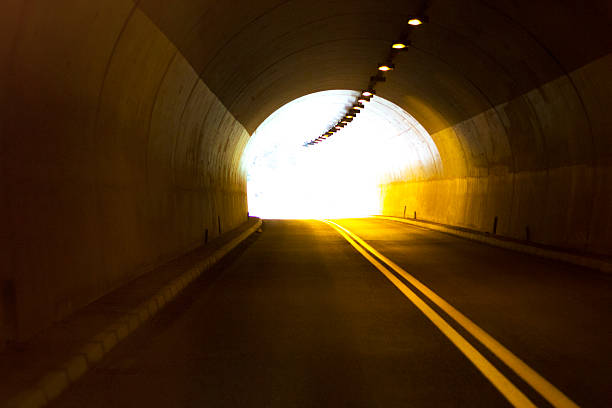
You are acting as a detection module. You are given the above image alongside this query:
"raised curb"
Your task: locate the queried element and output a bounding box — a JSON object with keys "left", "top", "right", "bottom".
{"left": 373, "top": 216, "right": 611, "bottom": 274}
{"left": 7, "top": 219, "right": 262, "bottom": 408}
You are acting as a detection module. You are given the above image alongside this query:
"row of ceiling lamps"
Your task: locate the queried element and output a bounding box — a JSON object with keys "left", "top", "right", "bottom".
{"left": 303, "top": 15, "right": 428, "bottom": 147}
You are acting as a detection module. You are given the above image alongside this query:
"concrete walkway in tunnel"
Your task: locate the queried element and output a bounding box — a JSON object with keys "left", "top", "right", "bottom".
{"left": 48, "top": 219, "right": 611, "bottom": 408}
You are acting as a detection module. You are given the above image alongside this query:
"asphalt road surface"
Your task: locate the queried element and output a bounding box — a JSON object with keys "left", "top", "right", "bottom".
{"left": 50, "top": 218, "right": 612, "bottom": 407}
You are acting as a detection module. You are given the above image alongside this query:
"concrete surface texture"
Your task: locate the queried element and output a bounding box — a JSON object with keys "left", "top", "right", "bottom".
{"left": 0, "top": 3, "right": 250, "bottom": 342}
{"left": 47, "top": 219, "right": 612, "bottom": 407}
{"left": 1, "top": 0, "right": 611, "bottom": 343}
{"left": 0, "top": 218, "right": 261, "bottom": 408}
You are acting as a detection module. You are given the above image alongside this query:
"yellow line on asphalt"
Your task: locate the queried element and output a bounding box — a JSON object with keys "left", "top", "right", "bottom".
{"left": 322, "top": 220, "right": 536, "bottom": 408}
{"left": 325, "top": 220, "right": 579, "bottom": 408}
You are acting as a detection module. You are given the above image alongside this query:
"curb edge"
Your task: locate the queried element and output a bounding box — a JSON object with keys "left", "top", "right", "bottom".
{"left": 373, "top": 216, "right": 611, "bottom": 274}
{"left": 7, "top": 219, "right": 263, "bottom": 408}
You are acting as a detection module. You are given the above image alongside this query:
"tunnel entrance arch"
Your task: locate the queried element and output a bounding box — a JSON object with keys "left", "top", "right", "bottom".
{"left": 241, "top": 90, "right": 441, "bottom": 219}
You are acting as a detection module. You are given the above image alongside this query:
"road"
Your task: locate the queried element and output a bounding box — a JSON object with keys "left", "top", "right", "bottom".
{"left": 50, "top": 218, "right": 612, "bottom": 407}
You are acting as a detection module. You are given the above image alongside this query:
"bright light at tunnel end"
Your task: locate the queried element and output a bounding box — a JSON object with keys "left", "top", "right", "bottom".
{"left": 242, "top": 90, "right": 439, "bottom": 220}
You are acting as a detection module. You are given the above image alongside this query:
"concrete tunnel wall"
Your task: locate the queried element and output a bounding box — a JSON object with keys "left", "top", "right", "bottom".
{"left": 1, "top": 0, "right": 611, "bottom": 342}
{"left": 1, "top": 2, "right": 250, "bottom": 342}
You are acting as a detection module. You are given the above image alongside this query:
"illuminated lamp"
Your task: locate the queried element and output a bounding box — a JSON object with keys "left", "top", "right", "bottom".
{"left": 361, "top": 89, "right": 375, "bottom": 97}
{"left": 392, "top": 40, "right": 411, "bottom": 49}
{"left": 353, "top": 103, "right": 365, "bottom": 110}
{"left": 358, "top": 95, "right": 372, "bottom": 104}
{"left": 408, "top": 16, "right": 428, "bottom": 26}
{"left": 378, "top": 63, "right": 395, "bottom": 72}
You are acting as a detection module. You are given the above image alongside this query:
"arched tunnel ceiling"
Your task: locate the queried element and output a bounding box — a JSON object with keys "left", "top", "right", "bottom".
{"left": 138, "top": 0, "right": 612, "bottom": 134}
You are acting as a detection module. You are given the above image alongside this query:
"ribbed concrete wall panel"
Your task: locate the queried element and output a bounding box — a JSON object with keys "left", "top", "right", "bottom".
{"left": 0, "top": 1, "right": 249, "bottom": 341}
{"left": 380, "top": 55, "right": 611, "bottom": 256}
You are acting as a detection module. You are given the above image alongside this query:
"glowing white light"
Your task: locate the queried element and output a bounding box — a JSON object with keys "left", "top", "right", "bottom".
{"left": 241, "top": 90, "right": 440, "bottom": 219}
{"left": 408, "top": 18, "right": 424, "bottom": 26}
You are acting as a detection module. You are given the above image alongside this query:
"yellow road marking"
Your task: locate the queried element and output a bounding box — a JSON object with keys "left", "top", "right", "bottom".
{"left": 324, "top": 220, "right": 580, "bottom": 408}
{"left": 322, "top": 220, "right": 535, "bottom": 407}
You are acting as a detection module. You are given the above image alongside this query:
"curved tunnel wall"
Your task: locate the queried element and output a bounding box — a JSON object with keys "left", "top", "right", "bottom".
{"left": 1, "top": 0, "right": 611, "bottom": 341}
{"left": 379, "top": 50, "right": 612, "bottom": 254}
{"left": 1, "top": 2, "right": 250, "bottom": 341}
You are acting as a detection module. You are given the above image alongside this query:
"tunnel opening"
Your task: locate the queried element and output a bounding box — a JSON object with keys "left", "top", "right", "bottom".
{"left": 242, "top": 90, "right": 440, "bottom": 219}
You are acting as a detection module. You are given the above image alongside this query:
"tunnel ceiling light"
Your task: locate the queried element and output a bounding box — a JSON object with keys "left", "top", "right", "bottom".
{"left": 392, "top": 41, "right": 410, "bottom": 49}
{"left": 304, "top": 82, "right": 379, "bottom": 148}
{"left": 378, "top": 63, "right": 395, "bottom": 72}
{"left": 408, "top": 16, "right": 428, "bottom": 26}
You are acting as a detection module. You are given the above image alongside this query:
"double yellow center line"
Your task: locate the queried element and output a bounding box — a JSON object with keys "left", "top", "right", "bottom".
{"left": 322, "top": 220, "right": 579, "bottom": 408}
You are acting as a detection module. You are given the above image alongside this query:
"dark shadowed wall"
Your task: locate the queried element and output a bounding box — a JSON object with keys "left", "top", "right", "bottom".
{"left": 1, "top": 2, "right": 249, "bottom": 341}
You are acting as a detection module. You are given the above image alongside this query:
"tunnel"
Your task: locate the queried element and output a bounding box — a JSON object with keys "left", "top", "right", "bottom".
{"left": 1, "top": 1, "right": 611, "bottom": 407}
